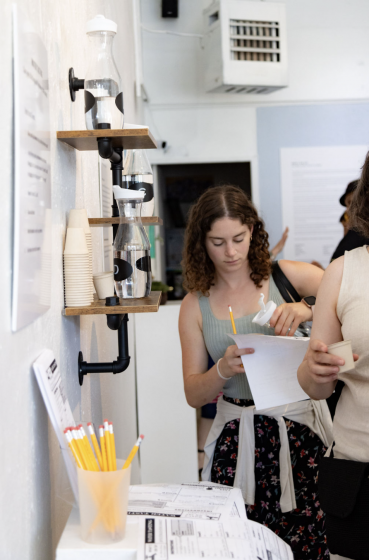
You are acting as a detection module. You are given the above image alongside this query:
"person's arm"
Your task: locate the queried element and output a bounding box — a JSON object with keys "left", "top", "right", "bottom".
{"left": 297, "top": 257, "right": 357, "bottom": 400}
{"left": 179, "top": 293, "right": 254, "bottom": 408}
{"left": 270, "top": 227, "right": 289, "bottom": 260}
{"left": 269, "top": 260, "right": 324, "bottom": 336}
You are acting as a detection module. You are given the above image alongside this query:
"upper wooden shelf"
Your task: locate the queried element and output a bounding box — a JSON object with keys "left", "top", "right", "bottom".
{"left": 63, "top": 291, "right": 162, "bottom": 316}
{"left": 88, "top": 217, "right": 163, "bottom": 227}
{"left": 57, "top": 128, "right": 157, "bottom": 151}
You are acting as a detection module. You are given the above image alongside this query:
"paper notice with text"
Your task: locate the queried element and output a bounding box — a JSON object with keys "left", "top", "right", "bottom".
{"left": 281, "top": 145, "right": 368, "bottom": 268}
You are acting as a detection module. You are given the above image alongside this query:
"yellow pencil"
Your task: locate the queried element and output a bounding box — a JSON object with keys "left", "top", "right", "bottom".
{"left": 88, "top": 434, "right": 146, "bottom": 534}
{"left": 71, "top": 427, "right": 88, "bottom": 470}
{"left": 228, "top": 305, "right": 237, "bottom": 335}
{"left": 109, "top": 422, "right": 117, "bottom": 471}
{"left": 80, "top": 425, "right": 99, "bottom": 471}
{"left": 122, "top": 435, "right": 145, "bottom": 470}
{"left": 64, "top": 429, "right": 84, "bottom": 469}
{"left": 88, "top": 422, "right": 103, "bottom": 471}
{"left": 104, "top": 419, "right": 113, "bottom": 471}
{"left": 99, "top": 425, "right": 108, "bottom": 472}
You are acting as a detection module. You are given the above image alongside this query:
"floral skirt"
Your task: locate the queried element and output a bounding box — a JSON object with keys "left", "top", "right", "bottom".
{"left": 211, "top": 397, "right": 328, "bottom": 560}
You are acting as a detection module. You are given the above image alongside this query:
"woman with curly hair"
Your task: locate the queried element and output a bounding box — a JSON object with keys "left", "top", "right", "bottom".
{"left": 179, "top": 185, "right": 332, "bottom": 560}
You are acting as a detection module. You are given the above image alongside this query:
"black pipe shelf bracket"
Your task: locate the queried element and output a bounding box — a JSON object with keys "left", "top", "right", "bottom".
{"left": 69, "top": 67, "right": 85, "bottom": 102}
{"left": 78, "top": 297, "right": 131, "bottom": 386}
{"left": 66, "top": 67, "right": 157, "bottom": 386}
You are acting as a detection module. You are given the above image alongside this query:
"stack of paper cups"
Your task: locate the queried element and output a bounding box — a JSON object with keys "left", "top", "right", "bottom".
{"left": 67, "top": 209, "right": 94, "bottom": 302}
{"left": 63, "top": 228, "right": 92, "bottom": 307}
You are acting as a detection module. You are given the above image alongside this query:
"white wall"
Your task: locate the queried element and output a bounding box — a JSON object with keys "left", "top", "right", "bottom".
{"left": 140, "top": 0, "right": 369, "bottom": 224}
{"left": 0, "top": 2, "right": 142, "bottom": 559}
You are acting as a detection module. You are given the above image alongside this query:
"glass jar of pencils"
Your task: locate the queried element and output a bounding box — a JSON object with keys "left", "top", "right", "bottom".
{"left": 78, "top": 460, "right": 131, "bottom": 544}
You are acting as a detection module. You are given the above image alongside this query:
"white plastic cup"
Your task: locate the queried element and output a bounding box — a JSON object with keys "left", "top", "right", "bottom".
{"left": 78, "top": 461, "right": 131, "bottom": 544}
{"left": 327, "top": 340, "right": 355, "bottom": 374}
{"left": 93, "top": 272, "right": 115, "bottom": 300}
{"left": 64, "top": 228, "right": 88, "bottom": 255}
{"left": 68, "top": 209, "right": 90, "bottom": 232}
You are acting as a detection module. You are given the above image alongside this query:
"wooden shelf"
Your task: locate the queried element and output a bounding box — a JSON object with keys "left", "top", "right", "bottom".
{"left": 63, "top": 291, "right": 162, "bottom": 316}
{"left": 88, "top": 217, "right": 163, "bottom": 227}
{"left": 57, "top": 128, "right": 157, "bottom": 151}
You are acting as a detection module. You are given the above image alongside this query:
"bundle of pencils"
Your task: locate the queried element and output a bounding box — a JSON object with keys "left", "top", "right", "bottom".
{"left": 65, "top": 421, "right": 144, "bottom": 539}
{"left": 64, "top": 419, "right": 144, "bottom": 472}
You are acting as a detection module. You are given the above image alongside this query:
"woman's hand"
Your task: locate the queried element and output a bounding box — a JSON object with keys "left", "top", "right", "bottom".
{"left": 305, "top": 339, "right": 359, "bottom": 384}
{"left": 270, "top": 302, "right": 313, "bottom": 336}
{"left": 219, "top": 345, "right": 255, "bottom": 378}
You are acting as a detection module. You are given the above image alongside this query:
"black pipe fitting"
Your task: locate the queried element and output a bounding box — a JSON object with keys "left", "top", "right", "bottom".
{"left": 69, "top": 68, "right": 84, "bottom": 102}
{"left": 78, "top": 302, "right": 131, "bottom": 385}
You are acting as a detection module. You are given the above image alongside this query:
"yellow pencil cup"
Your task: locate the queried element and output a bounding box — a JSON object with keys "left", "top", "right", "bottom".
{"left": 77, "top": 461, "right": 131, "bottom": 544}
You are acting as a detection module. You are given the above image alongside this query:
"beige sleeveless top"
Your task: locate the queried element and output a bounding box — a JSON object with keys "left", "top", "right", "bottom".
{"left": 334, "top": 246, "right": 369, "bottom": 461}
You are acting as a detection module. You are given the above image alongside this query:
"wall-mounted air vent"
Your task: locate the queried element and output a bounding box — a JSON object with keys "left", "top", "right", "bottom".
{"left": 229, "top": 19, "right": 280, "bottom": 62}
{"left": 203, "top": 1, "right": 288, "bottom": 95}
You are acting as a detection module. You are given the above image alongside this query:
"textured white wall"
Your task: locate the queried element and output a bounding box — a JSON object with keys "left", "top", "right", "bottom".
{"left": 140, "top": 0, "right": 369, "bottom": 166}
{"left": 0, "top": 1, "right": 141, "bottom": 559}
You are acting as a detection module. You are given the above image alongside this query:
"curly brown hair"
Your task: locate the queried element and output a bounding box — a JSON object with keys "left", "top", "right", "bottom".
{"left": 182, "top": 185, "right": 271, "bottom": 295}
{"left": 350, "top": 151, "right": 369, "bottom": 238}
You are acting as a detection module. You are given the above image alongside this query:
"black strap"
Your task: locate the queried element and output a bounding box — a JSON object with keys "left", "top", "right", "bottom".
{"left": 271, "top": 261, "right": 301, "bottom": 303}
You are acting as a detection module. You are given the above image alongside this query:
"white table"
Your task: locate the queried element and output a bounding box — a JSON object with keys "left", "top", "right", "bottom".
{"left": 56, "top": 507, "right": 140, "bottom": 560}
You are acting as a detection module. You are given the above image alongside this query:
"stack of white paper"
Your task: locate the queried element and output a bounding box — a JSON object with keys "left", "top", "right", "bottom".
{"left": 229, "top": 334, "right": 309, "bottom": 409}
{"left": 128, "top": 482, "right": 246, "bottom": 521}
{"left": 139, "top": 516, "right": 293, "bottom": 560}
{"left": 33, "top": 349, "right": 78, "bottom": 501}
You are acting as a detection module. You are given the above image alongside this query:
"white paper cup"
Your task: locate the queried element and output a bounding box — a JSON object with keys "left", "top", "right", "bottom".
{"left": 64, "top": 228, "right": 88, "bottom": 255}
{"left": 327, "top": 340, "right": 355, "bottom": 374}
{"left": 68, "top": 209, "right": 90, "bottom": 232}
{"left": 93, "top": 272, "right": 114, "bottom": 300}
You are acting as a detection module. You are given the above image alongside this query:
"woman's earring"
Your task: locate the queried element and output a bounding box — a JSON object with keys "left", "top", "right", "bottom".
{"left": 250, "top": 235, "right": 253, "bottom": 242}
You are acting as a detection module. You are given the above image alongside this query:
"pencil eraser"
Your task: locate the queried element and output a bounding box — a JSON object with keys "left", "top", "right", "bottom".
{"left": 140, "top": 435, "right": 145, "bottom": 439}
{"left": 87, "top": 422, "right": 92, "bottom": 426}
{"left": 104, "top": 418, "right": 108, "bottom": 422}
{"left": 99, "top": 425, "right": 104, "bottom": 429}
{"left": 109, "top": 421, "right": 113, "bottom": 425}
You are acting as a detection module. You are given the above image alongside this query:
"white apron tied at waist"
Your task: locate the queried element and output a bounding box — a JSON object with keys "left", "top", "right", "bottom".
{"left": 202, "top": 397, "right": 333, "bottom": 513}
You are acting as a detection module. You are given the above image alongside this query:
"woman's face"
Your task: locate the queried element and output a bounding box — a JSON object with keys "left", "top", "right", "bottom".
{"left": 205, "top": 217, "right": 253, "bottom": 274}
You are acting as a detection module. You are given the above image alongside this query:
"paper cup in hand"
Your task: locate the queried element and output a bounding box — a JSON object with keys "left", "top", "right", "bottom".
{"left": 64, "top": 228, "right": 88, "bottom": 255}
{"left": 327, "top": 340, "right": 355, "bottom": 374}
{"left": 93, "top": 272, "right": 114, "bottom": 300}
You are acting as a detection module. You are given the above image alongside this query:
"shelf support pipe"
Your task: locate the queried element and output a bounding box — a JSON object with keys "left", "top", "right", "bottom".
{"left": 78, "top": 312, "right": 130, "bottom": 386}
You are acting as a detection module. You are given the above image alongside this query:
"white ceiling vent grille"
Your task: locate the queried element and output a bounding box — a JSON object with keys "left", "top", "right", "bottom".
{"left": 203, "top": 1, "right": 288, "bottom": 95}
{"left": 229, "top": 20, "right": 280, "bottom": 62}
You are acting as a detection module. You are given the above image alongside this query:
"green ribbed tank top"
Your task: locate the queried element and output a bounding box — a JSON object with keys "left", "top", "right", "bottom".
{"left": 198, "top": 275, "right": 285, "bottom": 399}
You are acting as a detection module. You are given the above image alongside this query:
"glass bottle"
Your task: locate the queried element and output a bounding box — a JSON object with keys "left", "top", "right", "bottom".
{"left": 84, "top": 15, "right": 124, "bottom": 130}
{"left": 123, "top": 150, "right": 154, "bottom": 217}
{"left": 113, "top": 187, "right": 152, "bottom": 299}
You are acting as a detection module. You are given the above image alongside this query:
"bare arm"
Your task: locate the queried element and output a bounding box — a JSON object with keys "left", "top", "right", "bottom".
{"left": 297, "top": 257, "right": 353, "bottom": 400}
{"left": 179, "top": 293, "right": 254, "bottom": 408}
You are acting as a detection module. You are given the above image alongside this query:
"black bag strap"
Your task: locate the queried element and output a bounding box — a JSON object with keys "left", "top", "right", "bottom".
{"left": 272, "top": 261, "right": 301, "bottom": 303}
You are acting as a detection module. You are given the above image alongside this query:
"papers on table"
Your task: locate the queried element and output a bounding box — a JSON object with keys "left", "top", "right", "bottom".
{"left": 229, "top": 334, "right": 309, "bottom": 410}
{"left": 128, "top": 482, "right": 246, "bottom": 521}
{"left": 33, "top": 349, "right": 78, "bottom": 501}
{"left": 139, "top": 517, "right": 293, "bottom": 560}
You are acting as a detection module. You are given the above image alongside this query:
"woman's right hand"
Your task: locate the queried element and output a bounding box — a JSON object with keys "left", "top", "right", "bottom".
{"left": 219, "top": 345, "right": 255, "bottom": 378}
{"left": 305, "top": 339, "right": 359, "bottom": 385}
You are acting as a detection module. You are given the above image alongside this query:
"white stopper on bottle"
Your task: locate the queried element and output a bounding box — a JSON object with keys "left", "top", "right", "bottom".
{"left": 252, "top": 293, "right": 277, "bottom": 327}
{"left": 113, "top": 185, "right": 145, "bottom": 201}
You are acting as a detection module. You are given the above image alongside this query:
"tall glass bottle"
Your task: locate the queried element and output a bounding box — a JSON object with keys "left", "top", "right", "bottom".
{"left": 113, "top": 187, "right": 152, "bottom": 299}
{"left": 123, "top": 150, "right": 154, "bottom": 217}
{"left": 84, "top": 15, "right": 124, "bottom": 130}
